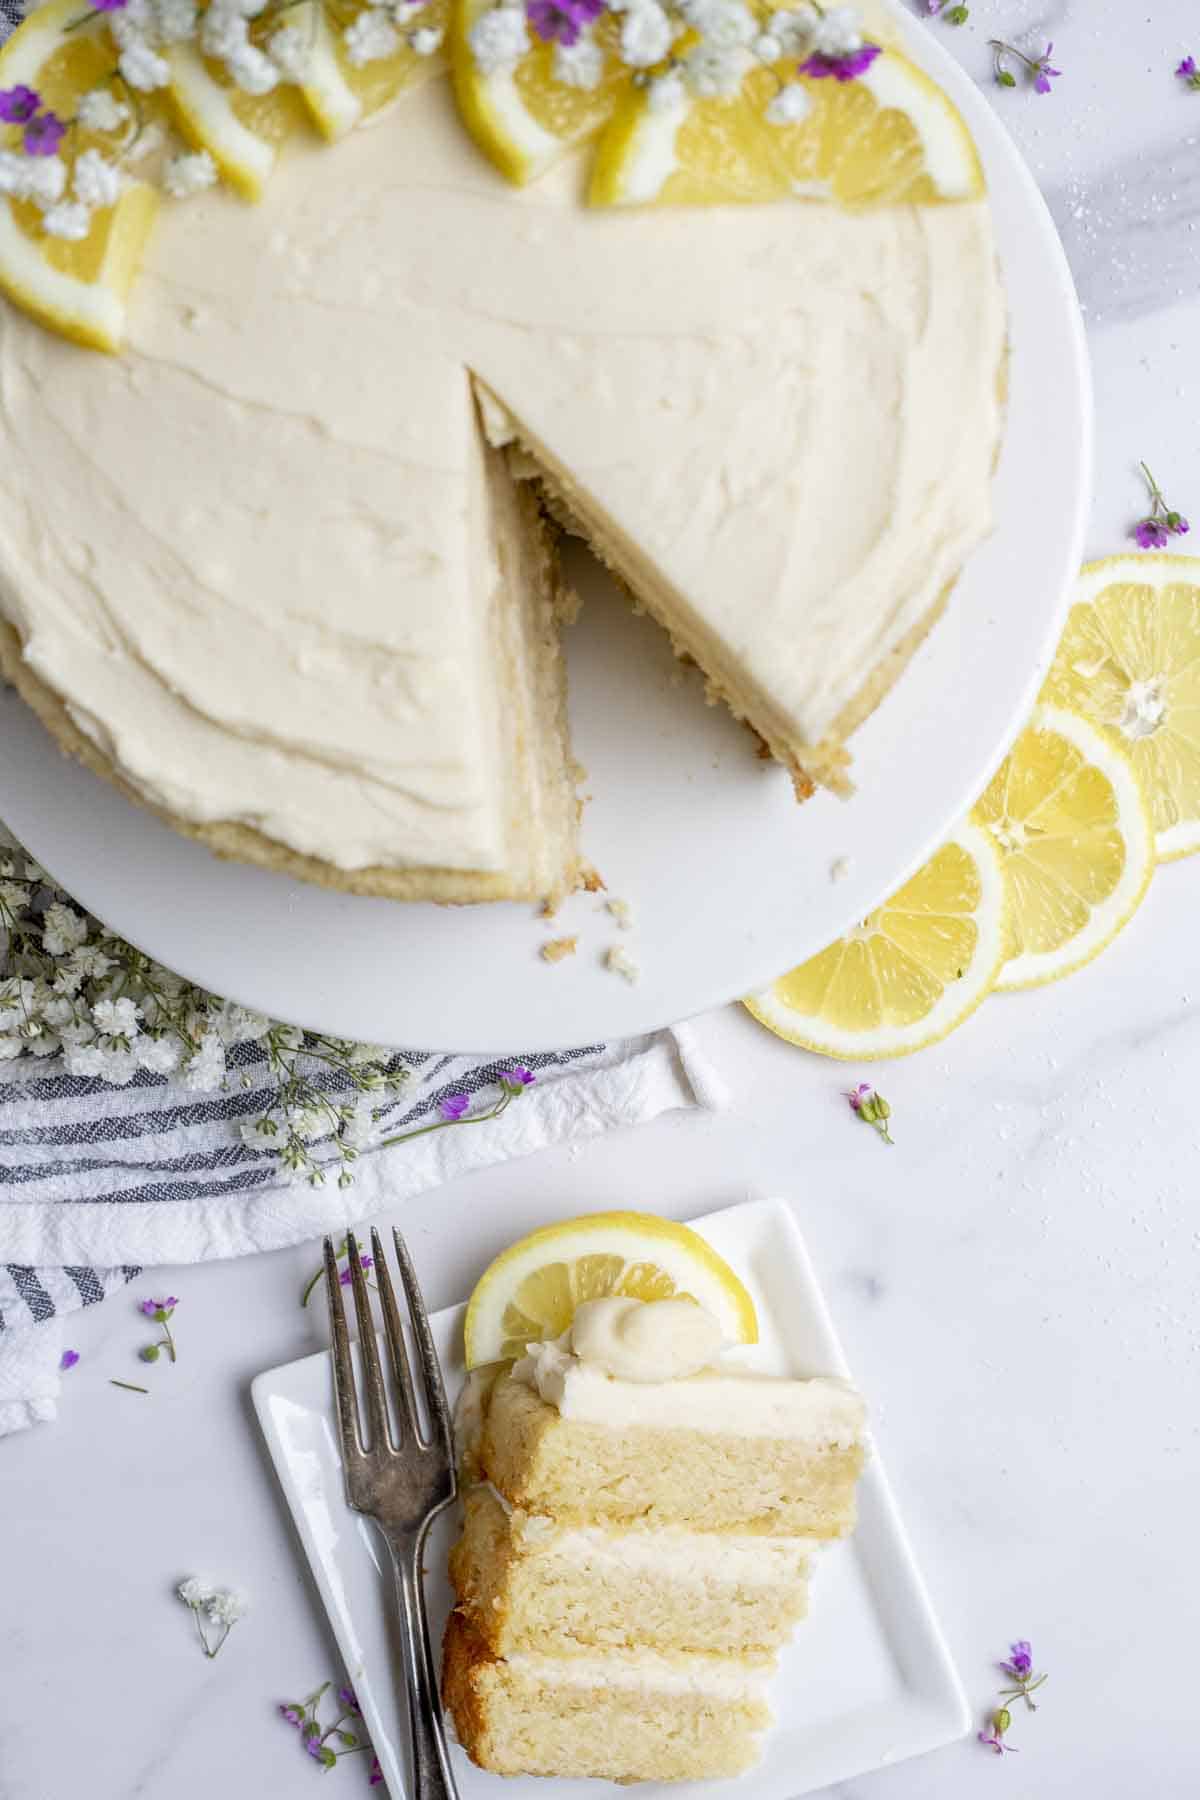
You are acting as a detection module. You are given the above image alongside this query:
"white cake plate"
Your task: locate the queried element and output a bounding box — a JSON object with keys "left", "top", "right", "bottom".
{"left": 0, "top": 5, "right": 1091, "bottom": 1054}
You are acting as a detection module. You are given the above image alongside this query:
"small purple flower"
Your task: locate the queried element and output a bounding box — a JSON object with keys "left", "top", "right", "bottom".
{"left": 1177, "top": 55, "right": 1200, "bottom": 88}
{"left": 439, "top": 1092, "right": 470, "bottom": 1121}
{"left": 1001, "top": 1640, "right": 1033, "bottom": 1680}
{"left": 140, "top": 1295, "right": 179, "bottom": 1317}
{"left": 1132, "top": 462, "right": 1191, "bottom": 549}
{"left": 800, "top": 41, "right": 882, "bottom": 82}
{"left": 0, "top": 84, "right": 40, "bottom": 124}
{"left": 1032, "top": 43, "right": 1061, "bottom": 94}
{"left": 22, "top": 109, "right": 66, "bottom": 156}
{"left": 847, "top": 1082, "right": 873, "bottom": 1113}
{"left": 303, "top": 1731, "right": 325, "bottom": 1759}
{"left": 978, "top": 1720, "right": 1017, "bottom": 1755}
{"left": 526, "top": 0, "right": 603, "bottom": 46}
{"left": 337, "top": 1685, "right": 360, "bottom": 1712}
{"left": 369, "top": 1756, "right": 383, "bottom": 1786}
{"left": 279, "top": 1704, "right": 305, "bottom": 1727}
{"left": 338, "top": 1255, "right": 373, "bottom": 1286}
{"left": 90, "top": 0, "right": 129, "bottom": 10}
{"left": 500, "top": 1065, "right": 535, "bottom": 1087}
{"left": 1135, "top": 518, "right": 1170, "bottom": 550}
{"left": 60, "top": 1348, "right": 80, "bottom": 1371}
{"left": 847, "top": 1082, "right": 893, "bottom": 1144}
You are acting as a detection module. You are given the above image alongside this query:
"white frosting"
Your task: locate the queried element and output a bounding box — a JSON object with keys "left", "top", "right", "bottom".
{"left": 505, "top": 1646, "right": 772, "bottom": 1700}
{"left": 520, "top": 1519, "right": 811, "bottom": 1584}
{"left": 0, "top": 57, "right": 1004, "bottom": 874}
{"left": 567, "top": 1296, "right": 724, "bottom": 1381}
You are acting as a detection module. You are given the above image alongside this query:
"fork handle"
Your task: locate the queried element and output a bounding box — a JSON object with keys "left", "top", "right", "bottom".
{"left": 386, "top": 1525, "right": 460, "bottom": 1800}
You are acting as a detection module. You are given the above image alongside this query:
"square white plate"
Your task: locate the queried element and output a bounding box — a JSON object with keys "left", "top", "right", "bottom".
{"left": 251, "top": 1198, "right": 970, "bottom": 1797}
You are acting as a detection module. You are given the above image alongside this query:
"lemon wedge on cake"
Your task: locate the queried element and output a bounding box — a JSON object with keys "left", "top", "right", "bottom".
{"left": 165, "top": 43, "right": 309, "bottom": 200}
{"left": 289, "top": 0, "right": 451, "bottom": 144}
{"left": 976, "top": 702, "right": 1154, "bottom": 991}
{"left": 463, "top": 1212, "right": 759, "bottom": 1367}
{"left": 744, "top": 821, "right": 1006, "bottom": 1059}
{"left": 590, "top": 47, "right": 982, "bottom": 207}
{"left": 1040, "top": 555, "right": 1200, "bottom": 863}
{"left": 0, "top": 0, "right": 158, "bottom": 352}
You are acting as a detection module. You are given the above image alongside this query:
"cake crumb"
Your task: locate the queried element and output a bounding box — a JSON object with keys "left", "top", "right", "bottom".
{"left": 541, "top": 936, "right": 578, "bottom": 964}
{"left": 604, "top": 944, "right": 640, "bottom": 985}
{"left": 829, "top": 855, "right": 852, "bottom": 883}
{"left": 605, "top": 897, "right": 634, "bottom": 931}
{"left": 581, "top": 864, "right": 606, "bottom": 893}
{"left": 540, "top": 896, "right": 559, "bottom": 920}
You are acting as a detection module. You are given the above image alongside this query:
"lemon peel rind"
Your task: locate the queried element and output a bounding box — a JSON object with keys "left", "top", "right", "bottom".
{"left": 463, "top": 1210, "right": 759, "bottom": 1369}
{"left": 743, "top": 817, "right": 1007, "bottom": 1061}
{"left": 992, "top": 701, "right": 1155, "bottom": 993}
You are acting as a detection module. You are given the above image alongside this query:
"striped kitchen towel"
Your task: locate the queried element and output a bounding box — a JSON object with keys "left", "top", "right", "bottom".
{"left": 0, "top": 0, "right": 19, "bottom": 37}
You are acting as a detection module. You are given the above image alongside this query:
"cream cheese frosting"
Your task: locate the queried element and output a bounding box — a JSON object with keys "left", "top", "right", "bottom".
{"left": 0, "top": 63, "right": 1005, "bottom": 876}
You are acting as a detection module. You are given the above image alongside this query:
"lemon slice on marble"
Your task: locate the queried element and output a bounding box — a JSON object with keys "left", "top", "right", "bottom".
{"left": 451, "top": 0, "right": 628, "bottom": 184}
{"left": 0, "top": 0, "right": 159, "bottom": 351}
{"left": 1040, "top": 555, "right": 1200, "bottom": 862}
{"left": 165, "top": 41, "right": 309, "bottom": 199}
{"left": 290, "top": 0, "right": 450, "bottom": 143}
{"left": 976, "top": 703, "right": 1154, "bottom": 992}
{"left": 743, "top": 819, "right": 1006, "bottom": 1059}
{"left": 463, "top": 1211, "right": 758, "bottom": 1367}
{"left": 590, "top": 47, "right": 983, "bottom": 207}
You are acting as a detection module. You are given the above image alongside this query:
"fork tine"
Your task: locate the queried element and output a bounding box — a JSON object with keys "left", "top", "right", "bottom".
{"left": 392, "top": 1227, "right": 455, "bottom": 1467}
{"left": 323, "top": 1235, "right": 363, "bottom": 1461}
{"left": 346, "top": 1231, "right": 391, "bottom": 1453}
{"left": 370, "top": 1227, "right": 422, "bottom": 1441}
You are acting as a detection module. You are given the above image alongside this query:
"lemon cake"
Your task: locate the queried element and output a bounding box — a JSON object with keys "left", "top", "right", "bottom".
{"left": 444, "top": 1292, "right": 866, "bottom": 1780}
{"left": 0, "top": 0, "right": 1006, "bottom": 902}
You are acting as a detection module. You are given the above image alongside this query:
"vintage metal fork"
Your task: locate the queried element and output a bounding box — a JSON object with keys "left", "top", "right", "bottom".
{"left": 324, "top": 1228, "right": 460, "bottom": 1800}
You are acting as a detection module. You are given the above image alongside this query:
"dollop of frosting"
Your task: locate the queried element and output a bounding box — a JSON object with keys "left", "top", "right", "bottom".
{"left": 568, "top": 1297, "right": 724, "bottom": 1382}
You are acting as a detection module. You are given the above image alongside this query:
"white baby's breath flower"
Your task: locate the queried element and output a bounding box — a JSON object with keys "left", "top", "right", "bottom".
{"left": 62, "top": 1041, "right": 105, "bottom": 1078}
{"left": 620, "top": 0, "right": 671, "bottom": 67}
{"left": 239, "top": 1118, "right": 280, "bottom": 1151}
{"left": 679, "top": 0, "right": 755, "bottom": 46}
{"left": 752, "top": 30, "right": 781, "bottom": 61}
{"left": 767, "top": 7, "right": 813, "bottom": 53}
{"left": 137, "top": 1034, "right": 184, "bottom": 1075}
{"left": 766, "top": 80, "right": 811, "bottom": 122}
{"left": 178, "top": 1575, "right": 216, "bottom": 1608}
{"left": 76, "top": 88, "right": 131, "bottom": 132}
{"left": 42, "top": 903, "right": 89, "bottom": 955}
{"left": 268, "top": 23, "right": 311, "bottom": 80}
{"left": 154, "top": 0, "right": 198, "bottom": 40}
{"left": 205, "top": 1587, "right": 249, "bottom": 1626}
{"left": 646, "top": 66, "right": 686, "bottom": 108}
{"left": 200, "top": 3, "right": 248, "bottom": 57}
{"left": 552, "top": 32, "right": 603, "bottom": 87}
{"left": 92, "top": 995, "right": 143, "bottom": 1039}
{"left": 807, "top": 3, "right": 861, "bottom": 57}
{"left": 99, "top": 1045, "right": 139, "bottom": 1085}
{"left": 409, "top": 23, "right": 442, "bottom": 53}
{"left": 0, "top": 879, "right": 29, "bottom": 912}
{"left": 213, "top": 1000, "right": 270, "bottom": 1045}
{"left": 344, "top": 6, "right": 400, "bottom": 64}
{"left": 0, "top": 1037, "right": 23, "bottom": 1061}
{"left": 163, "top": 150, "right": 218, "bottom": 198}
{"left": 181, "top": 1032, "right": 226, "bottom": 1090}
{"left": 467, "top": 2, "right": 527, "bottom": 73}
{"left": 683, "top": 38, "right": 746, "bottom": 94}
{"left": 119, "top": 38, "right": 171, "bottom": 91}
{"left": 228, "top": 42, "right": 279, "bottom": 93}
{"left": 73, "top": 148, "right": 124, "bottom": 209}
{"left": 341, "top": 1098, "right": 379, "bottom": 1150}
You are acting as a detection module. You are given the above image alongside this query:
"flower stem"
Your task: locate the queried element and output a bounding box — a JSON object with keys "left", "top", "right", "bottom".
{"left": 109, "top": 1379, "right": 150, "bottom": 1393}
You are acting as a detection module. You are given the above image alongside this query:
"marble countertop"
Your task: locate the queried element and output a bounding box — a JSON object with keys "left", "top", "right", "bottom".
{"left": 3, "top": 2, "right": 1199, "bottom": 1796}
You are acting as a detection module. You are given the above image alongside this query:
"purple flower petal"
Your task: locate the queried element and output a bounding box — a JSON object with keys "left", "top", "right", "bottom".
{"left": 800, "top": 42, "right": 882, "bottom": 82}
{"left": 1134, "top": 518, "right": 1170, "bottom": 550}
{"left": 337, "top": 1685, "right": 360, "bottom": 1711}
{"left": 526, "top": 0, "right": 603, "bottom": 43}
{"left": 22, "top": 110, "right": 66, "bottom": 156}
{"left": 1173, "top": 514, "right": 1191, "bottom": 536}
{"left": 439, "top": 1092, "right": 470, "bottom": 1121}
{"left": 90, "top": 0, "right": 129, "bottom": 9}
{"left": 1178, "top": 55, "right": 1198, "bottom": 79}
{"left": 500, "top": 1065, "right": 535, "bottom": 1087}
{"left": 60, "top": 1348, "right": 80, "bottom": 1370}
{"left": 279, "top": 1704, "right": 304, "bottom": 1727}
{"left": 0, "top": 84, "right": 40, "bottom": 124}
{"left": 369, "top": 1756, "right": 383, "bottom": 1786}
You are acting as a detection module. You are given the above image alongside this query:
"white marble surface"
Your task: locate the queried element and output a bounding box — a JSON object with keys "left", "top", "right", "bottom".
{"left": 3, "top": 2, "right": 1200, "bottom": 1797}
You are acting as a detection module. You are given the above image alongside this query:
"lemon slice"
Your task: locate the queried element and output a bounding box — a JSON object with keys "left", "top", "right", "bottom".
{"left": 976, "top": 703, "right": 1154, "bottom": 992}
{"left": 590, "top": 47, "right": 983, "bottom": 207}
{"left": 291, "top": 0, "right": 450, "bottom": 144}
{"left": 463, "top": 1211, "right": 758, "bottom": 1367}
{"left": 1040, "top": 554, "right": 1200, "bottom": 862}
{"left": 451, "top": 0, "right": 628, "bottom": 184}
{"left": 743, "top": 819, "right": 1006, "bottom": 1059}
{"left": 166, "top": 42, "right": 308, "bottom": 200}
{"left": 0, "top": 0, "right": 159, "bottom": 351}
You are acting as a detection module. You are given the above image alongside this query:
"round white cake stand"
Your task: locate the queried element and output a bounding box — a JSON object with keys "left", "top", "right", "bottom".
{"left": 0, "top": 8, "right": 1090, "bottom": 1053}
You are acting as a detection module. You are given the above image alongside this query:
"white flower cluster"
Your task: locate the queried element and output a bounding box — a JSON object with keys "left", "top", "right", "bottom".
{"left": 468, "top": 0, "right": 528, "bottom": 74}
{"left": 0, "top": 141, "right": 126, "bottom": 240}
{"left": 0, "top": 831, "right": 409, "bottom": 1185}
{"left": 163, "top": 148, "right": 218, "bottom": 199}
{"left": 342, "top": 0, "right": 439, "bottom": 69}
{"left": 177, "top": 1577, "right": 249, "bottom": 1655}
{"left": 201, "top": 0, "right": 281, "bottom": 94}
{"left": 553, "top": 31, "right": 604, "bottom": 88}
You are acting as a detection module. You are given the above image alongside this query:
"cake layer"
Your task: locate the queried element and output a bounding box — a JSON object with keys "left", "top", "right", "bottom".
{"left": 442, "top": 1613, "right": 772, "bottom": 1781}
{"left": 480, "top": 1371, "right": 864, "bottom": 1533}
{"left": 449, "top": 1484, "right": 811, "bottom": 1656}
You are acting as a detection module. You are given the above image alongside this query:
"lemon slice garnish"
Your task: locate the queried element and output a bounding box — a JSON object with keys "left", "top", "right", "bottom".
{"left": 450, "top": 0, "right": 628, "bottom": 184}
{"left": 165, "top": 42, "right": 308, "bottom": 200}
{"left": 743, "top": 819, "right": 1006, "bottom": 1059}
{"left": 590, "top": 47, "right": 984, "bottom": 207}
{"left": 977, "top": 702, "right": 1154, "bottom": 991}
{"left": 290, "top": 0, "right": 450, "bottom": 144}
{"left": 1040, "top": 554, "right": 1200, "bottom": 863}
{"left": 463, "top": 1211, "right": 758, "bottom": 1367}
{"left": 0, "top": 0, "right": 159, "bottom": 351}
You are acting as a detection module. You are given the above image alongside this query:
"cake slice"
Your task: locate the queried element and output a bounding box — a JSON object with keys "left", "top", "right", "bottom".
{"left": 442, "top": 1612, "right": 773, "bottom": 1781}
{"left": 479, "top": 1358, "right": 866, "bottom": 1535}
{"left": 450, "top": 1483, "right": 811, "bottom": 1657}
